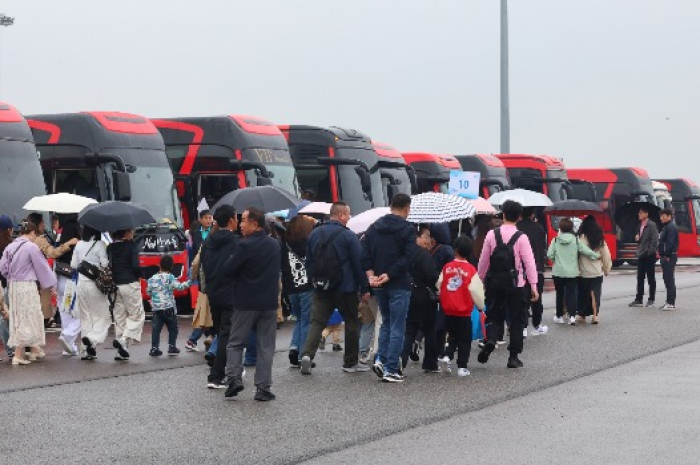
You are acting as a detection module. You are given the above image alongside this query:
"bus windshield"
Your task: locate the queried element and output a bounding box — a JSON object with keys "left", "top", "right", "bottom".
{"left": 242, "top": 147, "right": 298, "bottom": 195}
{"left": 0, "top": 140, "right": 46, "bottom": 223}
{"left": 546, "top": 169, "right": 569, "bottom": 202}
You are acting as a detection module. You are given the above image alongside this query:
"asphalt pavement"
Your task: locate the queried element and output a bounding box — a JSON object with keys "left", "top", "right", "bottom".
{"left": 0, "top": 266, "right": 699, "bottom": 464}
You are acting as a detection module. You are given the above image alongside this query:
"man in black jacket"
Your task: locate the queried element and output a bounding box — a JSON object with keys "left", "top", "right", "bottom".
{"left": 223, "top": 208, "right": 281, "bottom": 401}
{"left": 658, "top": 208, "right": 679, "bottom": 310}
{"left": 362, "top": 194, "right": 417, "bottom": 383}
{"left": 190, "top": 209, "right": 214, "bottom": 262}
{"left": 201, "top": 205, "right": 239, "bottom": 389}
{"left": 517, "top": 208, "right": 548, "bottom": 336}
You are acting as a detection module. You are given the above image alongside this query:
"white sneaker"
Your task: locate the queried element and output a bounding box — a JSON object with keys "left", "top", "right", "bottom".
{"left": 58, "top": 335, "right": 72, "bottom": 354}
{"left": 569, "top": 316, "right": 576, "bottom": 325}
{"left": 553, "top": 316, "right": 565, "bottom": 324}
{"left": 660, "top": 303, "right": 676, "bottom": 310}
{"left": 531, "top": 325, "right": 548, "bottom": 335}
{"left": 522, "top": 328, "right": 528, "bottom": 338}
{"left": 457, "top": 368, "right": 470, "bottom": 377}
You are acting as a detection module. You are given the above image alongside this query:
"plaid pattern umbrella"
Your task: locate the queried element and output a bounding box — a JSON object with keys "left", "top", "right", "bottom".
{"left": 407, "top": 193, "right": 476, "bottom": 223}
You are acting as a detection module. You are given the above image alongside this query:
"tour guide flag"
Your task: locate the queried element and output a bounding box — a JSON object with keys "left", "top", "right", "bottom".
{"left": 448, "top": 170, "right": 480, "bottom": 199}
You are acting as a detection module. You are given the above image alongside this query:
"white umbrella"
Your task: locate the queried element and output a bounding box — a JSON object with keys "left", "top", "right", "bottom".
{"left": 298, "top": 202, "right": 333, "bottom": 216}
{"left": 407, "top": 193, "right": 476, "bottom": 223}
{"left": 347, "top": 207, "right": 391, "bottom": 234}
{"left": 23, "top": 193, "right": 98, "bottom": 214}
{"left": 488, "top": 189, "right": 553, "bottom": 207}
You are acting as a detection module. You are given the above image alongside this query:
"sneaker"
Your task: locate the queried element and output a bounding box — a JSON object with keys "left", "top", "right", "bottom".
{"left": 646, "top": 300, "right": 655, "bottom": 308}
{"left": 507, "top": 356, "right": 524, "bottom": 368}
{"left": 553, "top": 316, "right": 565, "bottom": 324}
{"left": 569, "top": 316, "right": 576, "bottom": 325}
{"left": 82, "top": 337, "right": 96, "bottom": 357}
{"left": 80, "top": 349, "right": 95, "bottom": 361}
{"left": 477, "top": 343, "right": 495, "bottom": 364}
{"left": 382, "top": 372, "right": 405, "bottom": 383}
{"left": 62, "top": 350, "right": 78, "bottom": 357}
{"left": 318, "top": 336, "right": 326, "bottom": 351}
{"left": 496, "top": 340, "right": 507, "bottom": 346}
{"left": 457, "top": 368, "right": 470, "bottom": 377}
{"left": 300, "top": 355, "right": 313, "bottom": 375}
{"left": 372, "top": 360, "right": 385, "bottom": 379}
{"left": 185, "top": 340, "right": 200, "bottom": 352}
{"left": 225, "top": 378, "right": 244, "bottom": 398}
{"left": 254, "top": 387, "right": 276, "bottom": 401}
{"left": 531, "top": 325, "right": 548, "bottom": 335}
{"left": 628, "top": 300, "right": 643, "bottom": 307}
{"left": 113, "top": 338, "right": 130, "bottom": 359}
{"left": 289, "top": 349, "right": 300, "bottom": 366}
{"left": 149, "top": 347, "right": 163, "bottom": 357}
{"left": 359, "top": 353, "right": 371, "bottom": 365}
{"left": 660, "top": 303, "right": 676, "bottom": 311}
{"left": 332, "top": 343, "right": 342, "bottom": 352}
{"left": 114, "top": 353, "right": 129, "bottom": 361}
{"left": 523, "top": 328, "right": 528, "bottom": 339}
{"left": 168, "top": 346, "right": 181, "bottom": 356}
{"left": 207, "top": 380, "right": 227, "bottom": 389}
{"left": 58, "top": 335, "right": 72, "bottom": 354}
{"left": 426, "top": 367, "right": 442, "bottom": 373}
{"left": 343, "top": 364, "right": 371, "bottom": 373}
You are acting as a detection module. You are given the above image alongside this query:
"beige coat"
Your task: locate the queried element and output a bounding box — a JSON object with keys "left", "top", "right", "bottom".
{"left": 578, "top": 235, "right": 612, "bottom": 278}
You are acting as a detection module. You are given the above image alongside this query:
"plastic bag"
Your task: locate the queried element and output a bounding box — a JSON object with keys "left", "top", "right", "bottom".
{"left": 60, "top": 277, "right": 78, "bottom": 315}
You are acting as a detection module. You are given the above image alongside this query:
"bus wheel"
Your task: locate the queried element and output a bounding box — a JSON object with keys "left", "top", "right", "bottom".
{"left": 176, "top": 296, "right": 193, "bottom": 316}
{"left": 612, "top": 260, "right": 624, "bottom": 268}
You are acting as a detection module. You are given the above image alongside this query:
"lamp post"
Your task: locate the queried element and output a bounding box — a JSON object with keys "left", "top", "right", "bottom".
{"left": 500, "top": 0, "right": 510, "bottom": 154}
{"left": 0, "top": 14, "right": 15, "bottom": 98}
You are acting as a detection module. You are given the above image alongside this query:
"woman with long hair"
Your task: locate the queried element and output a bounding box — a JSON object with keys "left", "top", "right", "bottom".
{"left": 71, "top": 225, "right": 109, "bottom": 360}
{"left": 0, "top": 220, "right": 56, "bottom": 365}
{"left": 56, "top": 217, "right": 82, "bottom": 355}
{"left": 577, "top": 216, "right": 612, "bottom": 324}
{"left": 281, "top": 215, "right": 315, "bottom": 366}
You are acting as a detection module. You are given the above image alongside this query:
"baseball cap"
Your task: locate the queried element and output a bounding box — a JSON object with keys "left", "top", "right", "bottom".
{"left": 0, "top": 216, "right": 13, "bottom": 230}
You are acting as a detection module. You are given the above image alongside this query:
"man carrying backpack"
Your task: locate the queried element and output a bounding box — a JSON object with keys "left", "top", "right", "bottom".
{"left": 300, "top": 202, "right": 370, "bottom": 374}
{"left": 477, "top": 200, "right": 539, "bottom": 369}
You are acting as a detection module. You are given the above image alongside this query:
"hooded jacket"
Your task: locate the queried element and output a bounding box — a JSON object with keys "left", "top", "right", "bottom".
{"left": 361, "top": 214, "right": 417, "bottom": 291}
{"left": 201, "top": 230, "right": 239, "bottom": 307}
{"left": 547, "top": 232, "right": 600, "bottom": 278}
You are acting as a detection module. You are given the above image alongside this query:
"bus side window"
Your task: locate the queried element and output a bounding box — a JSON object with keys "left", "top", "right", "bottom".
{"left": 296, "top": 168, "right": 332, "bottom": 203}
{"left": 673, "top": 202, "right": 692, "bottom": 233}
{"left": 55, "top": 169, "right": 99, "bottom": 200}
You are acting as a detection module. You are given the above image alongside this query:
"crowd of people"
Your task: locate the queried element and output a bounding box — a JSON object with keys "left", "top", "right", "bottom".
{"left": 0, "top": 195, "right": 680, "bottom": 401}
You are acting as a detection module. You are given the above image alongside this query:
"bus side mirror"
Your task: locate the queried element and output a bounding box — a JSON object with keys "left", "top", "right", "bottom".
{"left": 355, "top": 166, "right": 372, "bottom": 194}
{"left": 113, "top": 171, "right": 132, "bottom": 201}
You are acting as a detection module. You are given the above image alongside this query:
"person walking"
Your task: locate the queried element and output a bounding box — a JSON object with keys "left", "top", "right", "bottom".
{"left": 517, "top": 208, "right": 548, "bottom": 336}
{"left": 55, "top": 218, "right": 82, "bottom": 356}
{"left": 400, "top": 225, "right": 440, "bottom": 372}
{"left": 300, "top": 202, "right": 369, "bottom": 375}
{"left": 477, "top": 200, "right": 538, "bottom": 369}
{"left": 658, "top": 208, "right": 679, "bottom": 310}
{"left": 0, "top": 220, "right": 56, "bottom": 365}
{"left": 108, "top": 229, "right": 146, "bottom": 361}
{"left": 71, "top": 225, "right": 110, "bottom": 361}
{"left": 201, "top": 205, "right": 239, "bottom": 389}
{"left": 362, "top": 193, "right": 417, "bottom": 383}
{"left": 223, "top": 208, "right": 281, "bottom": 401}
{"left": 147, "top": 255, "right": 190, "bottom": 356}
{"left": 577, "top": 216, "right": 612, "bottom": 324}
{"left": 629, "top": 205, "right": 660, "bottom": 307}
{"left": 281, "top": 215, "right": 315, "bottom": 367}
{"left": 548, "top": 218, "right": 600, "bottom": 325}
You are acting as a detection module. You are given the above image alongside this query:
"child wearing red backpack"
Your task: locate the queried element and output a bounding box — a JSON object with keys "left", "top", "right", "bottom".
{"left": 438, "top": 236, "right": 485, "bottom": 376}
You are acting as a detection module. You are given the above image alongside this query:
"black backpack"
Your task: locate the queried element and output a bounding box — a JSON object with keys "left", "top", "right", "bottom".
{"left": 311, "top": 225, "right": 345, "bottom": 291}
{"left": 486, "top": 228, "right": 523, "bottom": 294}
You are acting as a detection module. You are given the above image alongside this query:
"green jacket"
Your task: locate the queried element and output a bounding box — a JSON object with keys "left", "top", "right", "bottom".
{"left": 547, "top": 233, "right": 600, "bottom": 278}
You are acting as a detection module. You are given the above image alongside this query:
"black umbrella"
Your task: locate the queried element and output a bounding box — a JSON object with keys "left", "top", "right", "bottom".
{"left": 544, "top": 200, "right": 603, "bottom": 216}
{"left": 78, "top": 201, "right": 156, "bottom": 232}
{"left": 211, "top": 186, "right": 302, "bottom": 214}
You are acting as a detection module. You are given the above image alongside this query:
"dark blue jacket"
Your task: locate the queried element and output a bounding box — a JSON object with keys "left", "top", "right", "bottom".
{"left": 658, "top": 220, "right": 679, "bottom": 257}
{"left": 223, "top": 230, "right": 280, "bottom": 311}
{"left": 306, "top": 220, "right": 366, "bottom": 294}
{"left": 361, "top": 214, "right": 417, "bottom": 291}
{"left": 201, "top": 230, "right": 239, "bottom": 307}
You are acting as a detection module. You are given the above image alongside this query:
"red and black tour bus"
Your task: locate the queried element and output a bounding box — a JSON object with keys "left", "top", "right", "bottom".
{"left": 657, "top": 178, "right": 700, "bottom": 257}
{"left": 372, "top": 142, "right": 416, "bottom": 204}
{"left": 454, "top": 154, "right": 512, "bottom": 199}
{"left": 280, "top": 126, "right": 385, "bottom": 215}
{"left": 152, "top": 115, "right": 298, "bottom": 228}
{"left": 401, "top": 152, "right": 462, "bottom": 194}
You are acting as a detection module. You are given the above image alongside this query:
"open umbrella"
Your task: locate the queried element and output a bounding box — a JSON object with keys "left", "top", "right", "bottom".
{"left": 298, "top": 202, "right": 333, "bottom": 217}
{"left": 488, "top": 189, "right": 553, "bottom": 207}
{"left": 544, "top": 200, "right": 603, "bottom": 216}
{"left": 347, "top": 207, "right": 391, "bottom": 234}
{"left": 467, "top": 197, "right": 497, "bottom": 215}
{"left": 211, "top": 186, "right": 301, "bottom": 214}
{"left": 78, "top": 202, "right": 156, "bottom": 232}
{"left": 407, "top": 193, "right": 476, "bottom": 223}
{"left": 23, "top": 193, "right": 97, "bottom": 214}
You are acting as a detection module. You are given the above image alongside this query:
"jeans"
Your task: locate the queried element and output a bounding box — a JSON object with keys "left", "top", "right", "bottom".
{"left": 151, "top": 309, "right": 178, "bottom": 348}
{"left": 188, "top": 327, "right": 212, "bottom": 344}
{"left": 208, "top": 336, "right": 218, "bottom": 356}
{"left": 661, "top": 256, "right": 677, "bottom": 305}
{"left": 636, "top": 255, "right": 657, "bottom": 302}
{"left": 375, "top": 288, "right": 411, "bottom": 374}
{"left": 289, "top": 290, "right": 313, "bottom": 355}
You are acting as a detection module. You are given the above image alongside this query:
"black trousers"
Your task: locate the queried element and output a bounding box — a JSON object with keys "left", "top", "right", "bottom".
{"left": 661, "top": 256, "right": 677, "bottom": 305}
{"left": 578, "top": 277, "right": 603, "bottom": 317}
{"left": 525, "top": 273, "right": 544, "bottom": 328}
{"left": 444, "top": 315, "right": 473, "bottom": 368}
{"left": 485, "top": 286, "right": 526, "bottom": 355}
{"left": 553, "top": 277, "right": 578, "bottom": 317}
{"left": 209, "top": 305, "right": 233, "bottom": 383}
{"left": 401, "top": 317, "right": 437, "bottom": 370}
{"left": 636, "top": 255, "right": 657, "bottom": 302}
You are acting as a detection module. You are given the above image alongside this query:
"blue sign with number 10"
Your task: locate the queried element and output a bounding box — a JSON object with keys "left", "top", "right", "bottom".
{"left": 448, "top": 170, "right": 481, "bottom": 199}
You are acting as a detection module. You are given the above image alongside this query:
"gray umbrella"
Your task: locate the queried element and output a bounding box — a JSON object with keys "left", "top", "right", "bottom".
{"left": 78, "top": 201, "right": 156, "bottom": 232}
{"left": 211, "top": 186, "right": 301, "bottom": 214}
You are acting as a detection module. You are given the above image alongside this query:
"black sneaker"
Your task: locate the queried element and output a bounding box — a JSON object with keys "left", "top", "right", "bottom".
{"left": 149, "top": 347, "right": 163, "bottom": 357}
{"left": 82, "top": 337, "right": 96, "bottom": 357}
{"left": 409, "top": 341, "right": 420, "bottom": 362}
{"left": 332, "top": 344, "right": 342, "bottom": 352}
{"left": 225, "top": 378, "right": 245, "bottom": 398}
{"left": 382, "top": 372, "right": 405, "bottom": 383}
{"left": 507, "top": 356, "right": 524, "bottom": 368}
{"left": 288, "top": 349, "right": 299, "bottom": 366}
{"left": 477, "top": 342, "right": 495, "bottom": 364}
{"left": 628, "top": 300, "right": 643, "bottom": 307}
{"left": 168, "top": 346, "right": 181, "bottom": 356}
{"left": 113, "top": 339, "right": 130, "bottom": 359}
{"left": 114, "top": 354, "right": 129, "bottom": 361}
{"left": 254, "top": 387, "right": 276, "bottom": 401}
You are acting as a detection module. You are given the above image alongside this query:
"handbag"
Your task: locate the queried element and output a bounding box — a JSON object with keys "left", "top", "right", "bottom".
{"left": 55, "top": 260, "right": 74, "bottom": 278}
{"left": 59, "top": 274, "right": 78, "bottom": 315}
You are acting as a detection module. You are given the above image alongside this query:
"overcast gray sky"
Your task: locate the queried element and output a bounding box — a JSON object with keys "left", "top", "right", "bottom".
{"left": 2, "top": 0, "right": 698, "bottom": 181}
